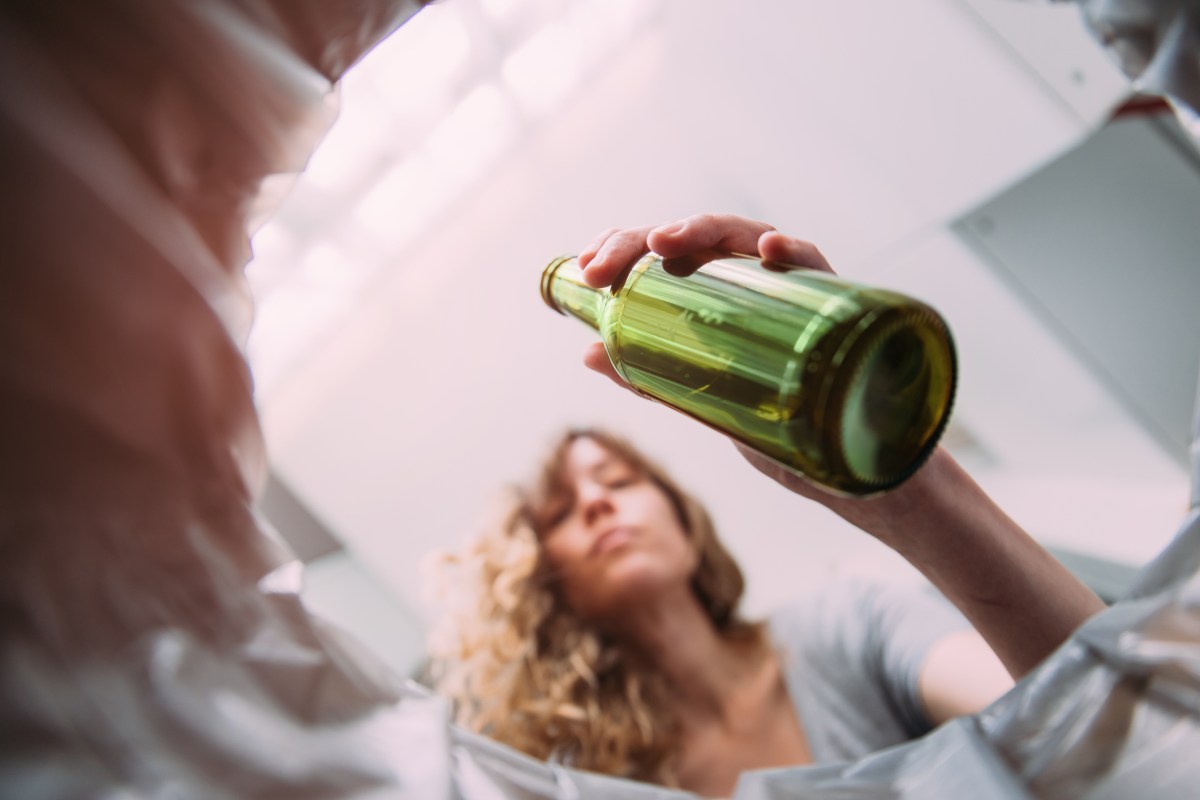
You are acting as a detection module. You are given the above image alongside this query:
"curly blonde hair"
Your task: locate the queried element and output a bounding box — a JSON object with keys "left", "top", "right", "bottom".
{"left": 428, "top": 429, "right": 757, "bottom": 786}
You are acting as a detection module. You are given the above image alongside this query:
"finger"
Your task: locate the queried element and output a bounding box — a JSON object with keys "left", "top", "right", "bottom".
{"left": 578, "top": 228, "right": 621, "bottom": 269}
{"left": 582, "top": 342, "right": 630, "bottom": 390}
{"left": 647, "top": 213, "right": 777, "bottom": 268}
{"left": 661, "top": 249, "right": 729, "bottom": 276}
{"left": 580, "top": 226, "right": 656, "bottom": 288}
{"left": 758, "top": 231, "right": 835, "bottom": 274}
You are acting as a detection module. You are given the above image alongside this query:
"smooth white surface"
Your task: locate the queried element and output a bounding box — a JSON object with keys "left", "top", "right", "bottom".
{"left": 302, "top": 551, "right": 427, "bottom": 677}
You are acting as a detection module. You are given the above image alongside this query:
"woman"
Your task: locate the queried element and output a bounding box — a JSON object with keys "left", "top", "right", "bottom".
{"left": 432, "top": 428, "right": 1020, "bottom": 796}
{"left": 432, "top": 214, "right": 1107, "bottom": 797}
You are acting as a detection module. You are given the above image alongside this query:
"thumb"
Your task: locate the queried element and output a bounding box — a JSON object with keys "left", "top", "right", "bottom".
{"left": 758, "top": 231, "right": 835, "bottom": 274}
{"left": 582, "top": 342, "right": 629, "bottom": 390}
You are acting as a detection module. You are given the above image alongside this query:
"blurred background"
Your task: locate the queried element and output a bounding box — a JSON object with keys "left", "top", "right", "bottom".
{"left": 245, "top": 0, "right": 1200, "bottom": 678}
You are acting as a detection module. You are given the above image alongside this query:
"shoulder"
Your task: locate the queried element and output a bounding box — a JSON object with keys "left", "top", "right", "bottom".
{"left": 768, "top": 579, "right": 894, "bottom": 643}
{"left": 768, "top": 578, "right": 967, "bottom": 672}
{"left": 766, "top": 579, "right": 883, "bottom": 681}
{"left": 768, "top": 578, "right": 972, "bottom": 747}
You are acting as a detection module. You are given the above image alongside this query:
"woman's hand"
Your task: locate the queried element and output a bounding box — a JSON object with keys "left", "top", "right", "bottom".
{"left": 577, "top": 213, "right": 830, "bottom": 390}
{"left": 577, "top": 213, "right": 834, "bottom": 290}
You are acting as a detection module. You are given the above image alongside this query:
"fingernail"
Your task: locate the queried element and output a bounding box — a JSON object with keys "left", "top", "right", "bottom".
{"left": 581, "top": 265, "right": 605, "bottom": 288}
{"left": 653, "top": 221, "right": 686, "bottom": 236}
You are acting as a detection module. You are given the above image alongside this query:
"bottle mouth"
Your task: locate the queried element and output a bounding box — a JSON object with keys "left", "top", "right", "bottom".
{"left": 829, "top": 309, "right": 957, "bottom": 491}
{"left": 540, "top": 255, "right": 574, "bottom": 315}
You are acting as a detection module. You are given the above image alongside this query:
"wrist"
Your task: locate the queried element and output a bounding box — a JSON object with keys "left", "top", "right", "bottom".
{"left": 825, "top": 447, "right": 963, "bottom": 553}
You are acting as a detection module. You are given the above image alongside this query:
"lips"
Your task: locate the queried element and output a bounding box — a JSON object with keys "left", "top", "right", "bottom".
{"left": 590, "top": 526, "right": 635, "bottom": 557}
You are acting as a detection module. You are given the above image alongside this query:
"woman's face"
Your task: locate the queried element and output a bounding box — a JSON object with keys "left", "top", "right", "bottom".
{"left": 539, "top": 437, "right": 699, "bottom": 624}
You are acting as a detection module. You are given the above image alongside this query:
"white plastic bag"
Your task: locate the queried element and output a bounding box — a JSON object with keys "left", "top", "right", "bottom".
{"left": 1, "top": 1, "right": 1197, "bottom": 798}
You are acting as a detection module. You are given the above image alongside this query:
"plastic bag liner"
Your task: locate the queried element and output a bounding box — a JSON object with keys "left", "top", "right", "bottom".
{"left": 1065, "top": 0, "right": 1200, "bottom": 140}
{"left": 0, "top": 1, "right": 1198, "bottom": 798}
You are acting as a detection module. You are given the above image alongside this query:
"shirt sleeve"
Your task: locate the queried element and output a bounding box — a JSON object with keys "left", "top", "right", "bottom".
{"left": 770, "top": 577, "right": 971, "bottom": 752}
{"left": 861, "top": 579, "right": 970, "bottom": 734}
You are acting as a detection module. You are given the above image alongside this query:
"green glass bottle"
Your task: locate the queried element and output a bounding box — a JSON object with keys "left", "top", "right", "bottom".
{"left": 540, "top": 254, "right": 957, "bottom": 495}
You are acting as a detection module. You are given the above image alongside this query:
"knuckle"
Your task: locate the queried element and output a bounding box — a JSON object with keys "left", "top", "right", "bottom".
{"left": 610, "top": 227, "right": 650, "bottom": 250}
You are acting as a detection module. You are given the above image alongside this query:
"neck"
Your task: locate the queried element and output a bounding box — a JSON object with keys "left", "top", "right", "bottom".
{"left": 609, "top": 588, "right": 760, "bottom": 726}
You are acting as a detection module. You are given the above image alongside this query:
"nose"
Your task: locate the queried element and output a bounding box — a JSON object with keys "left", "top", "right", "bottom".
{"left": 578, "top": 482, "right": 615, "bottom": 528}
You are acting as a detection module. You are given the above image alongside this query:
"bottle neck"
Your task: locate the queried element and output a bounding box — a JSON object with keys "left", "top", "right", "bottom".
{"left": 541, "top": 256, "right": 605, "bottom": 331}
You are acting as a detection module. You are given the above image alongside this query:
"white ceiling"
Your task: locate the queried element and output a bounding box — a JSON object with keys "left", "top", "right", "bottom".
{"left": 249, "top": 0, "right": 1193, "bottom": 640}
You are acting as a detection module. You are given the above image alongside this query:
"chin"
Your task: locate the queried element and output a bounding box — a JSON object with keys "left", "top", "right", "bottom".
{"left": 586, "top": 564, "right": 688, "bottom": 618}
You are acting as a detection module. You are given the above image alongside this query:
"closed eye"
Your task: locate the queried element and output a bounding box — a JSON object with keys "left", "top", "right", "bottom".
{"left": 537, "top": 496, "right": 575, "bottom": 533}
{"left": 597, "top": 467, "right": 641, "bottom": 490}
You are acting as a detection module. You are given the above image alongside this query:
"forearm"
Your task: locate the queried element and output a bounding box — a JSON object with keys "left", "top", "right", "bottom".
{"left": 844, "top": 449, "right": 1104, "bottom": 678}
{"left": 740, "top": 443, "right": 1103, "bottom": 678}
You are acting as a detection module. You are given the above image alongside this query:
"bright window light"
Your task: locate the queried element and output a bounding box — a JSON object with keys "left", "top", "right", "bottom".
{"left": 303, "top": 90, "right": 392, "bottom": 190}
{"left": 480, "top": 0, "right": 523, "bottom": 22}
{"left": 570, "top": 0, "right": 653, "bottom": 46}
{"left": 354, "top": 3, "right": 473, "bottom": 117}
{"left": 247, "top": 0, "right": 663, "bottom": 400}
{"left": 353, "top": 149, "right": 445, "bottom": 251}
{"left": 502, "top": 24, "right": 583, "bottom": 116}
{"left": 426, "top": 82, "right": 517, "bottom": 184}
{"left": 481, "top": 0, "right": 564, "bottom": 26}
{"left": 297, "top": 243, "right": 366, "bottom": 296}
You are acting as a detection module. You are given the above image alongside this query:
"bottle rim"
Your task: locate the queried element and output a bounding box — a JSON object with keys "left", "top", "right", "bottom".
{"left": 824, "top": 307, "right": 957, "bottom": 491}
{"left": 540, "top": 255, "right": 575, "bottom": 315}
